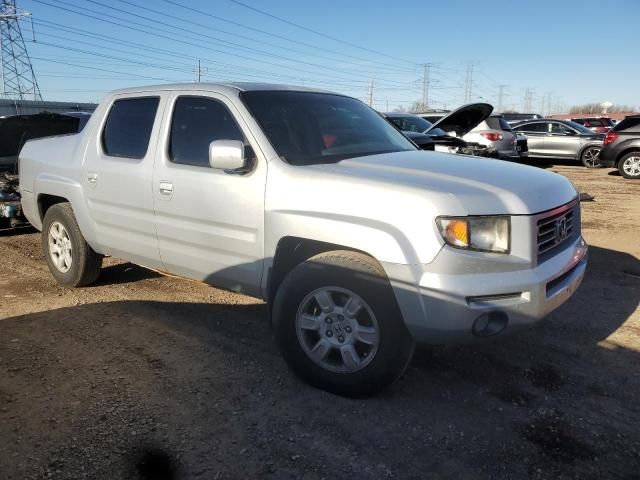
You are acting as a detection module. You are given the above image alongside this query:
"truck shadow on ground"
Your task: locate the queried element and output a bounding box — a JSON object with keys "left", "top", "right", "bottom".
{"left": 0, "top": 246, "right": 638, "bottom": 479}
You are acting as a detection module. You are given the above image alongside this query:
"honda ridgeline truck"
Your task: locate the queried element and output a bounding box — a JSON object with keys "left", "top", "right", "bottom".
{"left": 19, "top": 83, "right": 588, "bottom": 396}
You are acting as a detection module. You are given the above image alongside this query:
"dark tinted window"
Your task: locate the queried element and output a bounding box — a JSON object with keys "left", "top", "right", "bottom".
{"left": 486, "top": 117, "right": 512, "bottom": 131}
{"left": 102, "top": 97, "right": 159, "bottom": 159}
{"left": 572, "top": 119, "right": 586, "bottom": 125}
{"left": 614, "top": 117, "right": 640, "bottom": 132}
{"left": 241, "top": 91, "right": 415, "bottom": 166}
{"left": 388, "top": 115, "right": 433, "bottom": 132}
{"left": 514, "top": 122, "right": 546, "bottom": 133}
{"left": 169, "top": 97, "right": 244, "bottom": 167}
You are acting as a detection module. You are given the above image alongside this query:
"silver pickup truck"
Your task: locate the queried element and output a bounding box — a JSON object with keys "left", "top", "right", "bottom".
{"left": 19, "top": 83, "right": 588, "bottom": 396}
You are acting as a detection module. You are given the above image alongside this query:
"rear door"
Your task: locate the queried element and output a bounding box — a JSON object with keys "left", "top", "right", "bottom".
{"left": 514, "top": 122, "right": 547, "bottom": 155}
{"left": 82, "top": 94, "right": 164, "bottom": 268}
{"left": 151, "top": 92, "right": 266, "bottom": 297}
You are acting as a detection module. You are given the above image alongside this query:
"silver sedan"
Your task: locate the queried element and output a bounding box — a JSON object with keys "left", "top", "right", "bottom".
{"left": 512, "top": 119, "right": 604, "bottom": 168}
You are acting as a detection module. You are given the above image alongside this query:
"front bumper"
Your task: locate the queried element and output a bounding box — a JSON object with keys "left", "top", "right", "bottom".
{"left": 384, "top": 236, "right": 588, "bottom": 345}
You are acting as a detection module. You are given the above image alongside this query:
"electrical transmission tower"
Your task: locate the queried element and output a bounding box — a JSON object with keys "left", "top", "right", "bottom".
{"left": 0, "top": 0, "right": 41, "bottom": 100}
{"left": 463, "top": 63, "right": 474, "bottom": 103}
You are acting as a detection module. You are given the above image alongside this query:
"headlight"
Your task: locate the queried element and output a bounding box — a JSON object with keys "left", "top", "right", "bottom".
{"left": 436, "top": 216, "right": 510, "bottom": 253}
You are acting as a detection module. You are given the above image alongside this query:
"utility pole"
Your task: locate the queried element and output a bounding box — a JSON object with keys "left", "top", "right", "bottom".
{"left": 368, "top": 78, "right": 374, "bottom": 107}
{"left": 193, "top": 59, "right": 206, "bottom": 82}
{"left": 463, "top": 63, "right": 474, "bottom": 103}
{"left": 0, "top": 0, "right": 41, "bottom": 100}
{"left": 421, "top": 63, "right": 431, "bottom": 110}
{"left": 497, "top": 84, "right": 507, "bottom": 112}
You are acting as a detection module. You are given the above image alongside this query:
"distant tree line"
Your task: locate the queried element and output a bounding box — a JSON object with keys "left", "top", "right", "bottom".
{"left": 569, "top": 103, "right": 637, "bottom": 114}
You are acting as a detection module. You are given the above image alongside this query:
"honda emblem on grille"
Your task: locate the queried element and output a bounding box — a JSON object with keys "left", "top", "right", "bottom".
{"left": 555, "top": 217, "right": 568, "bottom": 242}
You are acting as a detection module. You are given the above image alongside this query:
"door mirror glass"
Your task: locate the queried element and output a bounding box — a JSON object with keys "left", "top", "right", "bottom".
{"left": 209, "top": 140, "right": 246, "bottom": 171}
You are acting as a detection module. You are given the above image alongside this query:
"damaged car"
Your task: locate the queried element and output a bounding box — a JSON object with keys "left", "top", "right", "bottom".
{"left": 386, "top": 103, "right": 494, "bottom": 156}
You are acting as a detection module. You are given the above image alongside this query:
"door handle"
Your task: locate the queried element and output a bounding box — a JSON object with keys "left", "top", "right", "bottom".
{"left": 159, "top": 181, "right": 173, "bottom": 195}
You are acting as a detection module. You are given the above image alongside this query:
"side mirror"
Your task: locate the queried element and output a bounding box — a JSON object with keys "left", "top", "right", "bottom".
{"left": 209, "top": 140, "right": 248, "bottom": 172}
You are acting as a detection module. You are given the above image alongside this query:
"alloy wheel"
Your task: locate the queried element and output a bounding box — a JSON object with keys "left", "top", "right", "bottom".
{"left": 295, "top": 286, "right": 379, "bottom": 373}
{"left": 48, "top": 221, "right": 73, "bottom": 273}
{"left": 622, "top": 156, "right": 640, "bottom": 177}
{"left": 582, "top": 146, "right": 601, "bottom": 168}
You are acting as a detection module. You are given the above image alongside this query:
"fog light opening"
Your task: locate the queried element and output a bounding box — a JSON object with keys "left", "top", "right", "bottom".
{"left": 472, "top": 311, "right": 509, "bottom": 337}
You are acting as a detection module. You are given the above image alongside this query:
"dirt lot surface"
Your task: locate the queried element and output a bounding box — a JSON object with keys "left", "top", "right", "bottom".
{"left": 1, "top": 162, "right": 639, "bottom": 479}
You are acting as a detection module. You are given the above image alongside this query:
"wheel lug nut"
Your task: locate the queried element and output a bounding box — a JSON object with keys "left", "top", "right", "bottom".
{"left": 326, "top": 330, "right": 333, "bottom": 337}
{"left": 345, "top": 326, "right": 352, "bottom": 333}
{"left": 338, "top": 336, "right": 345, "bottom": 343}
{"left": 325, "top": 317, "right": 332, "bottom": 324}
{"left": 337, "top": 315, "right": 344, "bottom": 321}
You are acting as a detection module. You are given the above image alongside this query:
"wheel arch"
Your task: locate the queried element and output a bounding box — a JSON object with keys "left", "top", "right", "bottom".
{"left": 37, "top": 193, "right": 69, "bottom": 222}
{"left": 615, "top": 146, "right": 640, "bottom": 167}
{"left": 266, "top": 236, "right": 384, "bottom": 307}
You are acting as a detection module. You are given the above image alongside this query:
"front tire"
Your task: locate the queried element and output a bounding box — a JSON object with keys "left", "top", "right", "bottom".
{"left": 273, "top": 250, "right": 414, "bottom": 397}
{"left": 42, "top": 203, "right": 103, "bottom": 287}
{"left": 618, "top": 152, "right": 640, "bottom": 179}
{"left": 581, "top": 145, "right": 601, "bottom": 168}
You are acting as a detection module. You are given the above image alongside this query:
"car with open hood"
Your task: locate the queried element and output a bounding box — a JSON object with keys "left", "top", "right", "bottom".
{"left": 19, "top": 83, "right": 587, "bottom": 397}
{"left": 386, "top": 104, "right": 494, "bottom": 156}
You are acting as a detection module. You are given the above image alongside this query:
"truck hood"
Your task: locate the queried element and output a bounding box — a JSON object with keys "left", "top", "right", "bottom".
{"left": 312, "top": 150, "right": 577, "bottom": 215}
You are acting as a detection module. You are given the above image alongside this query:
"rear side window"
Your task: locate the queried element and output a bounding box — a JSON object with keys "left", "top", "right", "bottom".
{"left": 514, "top": 122, "right": 546, "bottom": 133}
{"left": 486, "top": 117, "right": 512, "bottom": 131}
{"left": 169, "top": 96, "right": 245, "bottom": 167}
{"left": 102, "top": 97, "right": 159, "bottom": 159}
{"left": 614, "top": 117, "right": 640, "bottom": 132}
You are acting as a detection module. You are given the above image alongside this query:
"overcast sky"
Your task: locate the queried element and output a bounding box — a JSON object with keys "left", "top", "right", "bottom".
{"left": 19, "top": 0, "right": 640, "bottom": 112}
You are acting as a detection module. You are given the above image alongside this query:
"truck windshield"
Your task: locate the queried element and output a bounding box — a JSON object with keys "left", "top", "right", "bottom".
{"left": 241, "top": 91, "right": 416, "bottom": 165}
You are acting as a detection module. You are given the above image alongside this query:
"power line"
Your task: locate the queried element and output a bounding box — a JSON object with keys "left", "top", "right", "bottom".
{"left": 226, "top": 0, "right": 416, "bottom": 66}
{"left": 160, "top": 0, "right": 416, "bottom": 72}
{"left": 32, "top": 0, "right": 415, "bottom": 90}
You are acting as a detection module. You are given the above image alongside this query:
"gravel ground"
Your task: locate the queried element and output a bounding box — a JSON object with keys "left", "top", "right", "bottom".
{"left": 0, "top": 162, "right": 639, "bottom": 480}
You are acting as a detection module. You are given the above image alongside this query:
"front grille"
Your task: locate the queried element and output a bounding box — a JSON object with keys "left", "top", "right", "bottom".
{"left": 537, "top": 203, "right": 577, "bottom": 259}
{"left": 517, "top": 139, "right": 528, "bottom": 153}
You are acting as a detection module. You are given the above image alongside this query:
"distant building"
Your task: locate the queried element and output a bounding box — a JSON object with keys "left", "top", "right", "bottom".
{"left": 0, "top": 99, "right": 97, "bottom": 117}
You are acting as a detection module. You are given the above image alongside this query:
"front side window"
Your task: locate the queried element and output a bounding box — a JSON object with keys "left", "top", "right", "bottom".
{"left": 241, "top": 91, "right": 415, "bottom": 166}
{"left": 169, "top": 96, "right": 245, "bottom": 167}
{"left": 102, "top": 97, "right": 159, "bottom": 159}
{"left": 550, "top": 122, "right": 572, "bottom": 134}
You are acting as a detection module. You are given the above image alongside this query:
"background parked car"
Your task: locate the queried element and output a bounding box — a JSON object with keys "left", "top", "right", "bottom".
{"left": 512, "top": 119, "right": 604, "bottom": 168}
{"left": 598, "top": 114, "right": 640, "bottom": 179}
{"left": 570, "top": 117, "right": 614, "bottom": 134}
{"left": 419, "top": 109, "right": 527, "bottom": 160}
{"left": 463, "top": 115, "right": 526, "bottom": 160}
{"left": 386, "top": 106, "right": 492, "bottom": 156}
{"left": 501, "top": 112, "right": 544, "bottom": 125}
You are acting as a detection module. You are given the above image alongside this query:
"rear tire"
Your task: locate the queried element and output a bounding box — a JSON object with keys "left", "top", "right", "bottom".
{"left": 273, "top": 250, "right": 414, "bottom": 397}
{"left": 42, "top": 203, "right": 103, "bottom": 287}
{"left": 580, "top": 146, "right": 601, "bottom": 168}
{"left": 618, "top": 152, "right": 640, "bottom": 179}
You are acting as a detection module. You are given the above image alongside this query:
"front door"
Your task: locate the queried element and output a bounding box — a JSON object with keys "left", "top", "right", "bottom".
{"left": 544, "top": 122, "right": 581, "bottom": 159}
{"left": 152, "top": 93, "right": 266, "bottom": 297}
{"left": 82, "top": 94, "right": 164, "bottom": 268}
